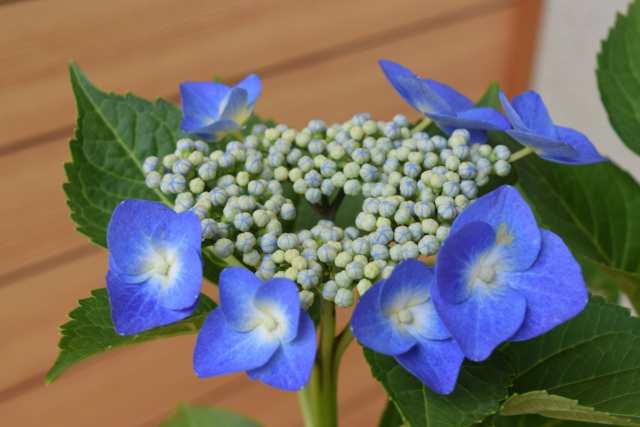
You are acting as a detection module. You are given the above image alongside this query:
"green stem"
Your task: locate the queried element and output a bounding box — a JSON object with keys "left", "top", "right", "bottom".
{"left": 299, "top": 365, "right": 321, "bottom": 427}
{"left": 412, "top": 117, "right": 431, "bottom": 134}
{"left": 298, "top": 304, "right": 357, "bottom": 427}
{"left": 318, "top": 301, "right": 337, "bottom": 427}
{"left": 509, "top": 146, "right": 534, "bottom": 162}
{"left": 333, "top": 326, "right": 354, "bottom": 376}
{"left": 298, "top": 301, "right": 339, "bottom": 427}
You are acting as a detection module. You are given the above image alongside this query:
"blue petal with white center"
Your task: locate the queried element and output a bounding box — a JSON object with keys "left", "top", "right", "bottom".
{"left": 351, "top": 279, "right": 417, "bottom": 355}
{"left": 193, "top": 309, "right": 279, "bottom": 377}
{"left": 106, "top": 271, "right": 200, "bottom": 336}
{"left": 180, "top": 74, "right": 262, "bottom": 140}
{"left": 193, "top": 268, "right": 317, "bottom": 391}
{"left": 450, "top": 185, "right": 541, "bottom": 272}
{"left": 433, "top": 185, "right": 589, "bottom": 361}
{"left": 247, "top": 313, "right": 316, "bottom": 391}
{"left": 219, "top": 267, "right": 263, "bottom": 331}
{"left": 379, "top": 59, "right": 509, "bottom": 143}
{"left": 499, "top": 90, "right": 606, "bottom": 164}
{"left": 352, "top": 259, "right": 464, "bottom": 395}
{"left": 106, "top": 200, "right": 203, "bottom": 335}
{"left": 253, "top": 278, "right": 301, "bottom": 344}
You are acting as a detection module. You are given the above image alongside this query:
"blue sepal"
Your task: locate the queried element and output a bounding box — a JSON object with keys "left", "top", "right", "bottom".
{"left": 450, "top": 185, "right": 542, "bottom": 271}
{"left": 106, "top": 271, "right": 196, "bottom": 336}
{"left": 193, "top": 309, "right": 279, "bottom": 378}
{"left": 395, "top": 339, "right": 465, "bottom": 395}
{"left": 508, "top": 230, "right": 589, "bottom": 341}
{"left": 247, "top": 312, "right": 316, "bottom": 391}
{"left": 351, "top": 280, "right": 417, "bottom": 355}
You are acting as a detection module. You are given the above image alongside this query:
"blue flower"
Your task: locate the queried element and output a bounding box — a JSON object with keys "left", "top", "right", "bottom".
{"left": 499, "top": 90, "right": 605, "bottom": 164}
{"left": 379, "top": 60, "right": 509, "bottom": 143}
{"left": 432, "top": 185, "right": 588, "bottom": 362}
{"left": 180, "top": 74, "right": 261, "bottom": 140}
{"left": 106, "top": 200, "right": 203, "bottom": 335}
{"left": 352, "top": 259, "right": 464, "bottom": 395}
{"left": 193, "top": 267, "right": 316, "bottom": 391}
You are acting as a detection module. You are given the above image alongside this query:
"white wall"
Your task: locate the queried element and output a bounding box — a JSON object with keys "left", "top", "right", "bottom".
{"left": 533, "top": 0, "right": 640, "bottom": 178}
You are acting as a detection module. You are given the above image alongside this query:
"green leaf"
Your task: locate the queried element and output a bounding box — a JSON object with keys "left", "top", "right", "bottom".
{"left": 476, "top": 82, "right": 501, "bottom": 109}
{"left": 161, "top": 404, "right": 261, "bottom": 427}
{"left": 47, "top": 289, "right": 215, "bottom": 383}
{"left": 500, "top": 391, "right": 640, "bottom": 426}
{"left": 494, "top": 414, "right": 603, "bottom": 427}
{"left": 335, "top": 194, "right": 364, "bottom": 228}
{"left": 505, "top": 298, "right": 640, "bottom": 425}
{"left": 597, "top": 0, "right": 640, "bottom": 156}
{"left": 364, "top": 349, "right": 513, "bottom": 427}
{"left": 514, "top": 156, "right": 640, "bottom": 310}
{"left": 64, "top": 63, "right": 179, "bottom": 247}
{"left": 378, "top": 401, "right": 406, "bottom": 427}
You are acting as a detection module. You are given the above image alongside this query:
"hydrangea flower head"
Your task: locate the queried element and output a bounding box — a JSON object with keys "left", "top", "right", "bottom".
{"left": 194, "top": 267, "right": 316, "bottom": 391}
{"left": 180, "top": 74, "right": 261, "bottom": 140}
{"left": 432, "top": 185, "right": 588, "bottom": 361}
{"left": 106, "top": 200, "right": 203, "bottom": 335}
{"left": 379, "top": 60, "right": 509, "bottom": 143}
{"left": 352, "top": 259, "right": 464, "bottom": 394}
{"left": 499, "top": 90, "right": 605, "bottom": 164}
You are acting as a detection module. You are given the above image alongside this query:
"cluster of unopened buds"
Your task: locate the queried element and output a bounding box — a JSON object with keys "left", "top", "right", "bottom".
{"left": 105, "top": 59, "right": 603, "bottom": 394}
{"left": 141, "top": 115, "right": 513, "bottom": 310}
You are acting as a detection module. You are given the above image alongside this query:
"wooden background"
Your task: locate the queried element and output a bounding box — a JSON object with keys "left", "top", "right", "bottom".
{"left": 0, "top": 0, "right": 541, "bottom": 425}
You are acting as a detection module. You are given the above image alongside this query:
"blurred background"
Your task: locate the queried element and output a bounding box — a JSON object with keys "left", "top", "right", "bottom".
{"left": 1, "top": 0, "right": 637, "bottom": 425}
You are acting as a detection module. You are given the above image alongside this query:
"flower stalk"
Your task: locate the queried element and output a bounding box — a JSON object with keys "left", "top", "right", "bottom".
{"left": 299, "top": 301, "right": 354, "bottom": 427}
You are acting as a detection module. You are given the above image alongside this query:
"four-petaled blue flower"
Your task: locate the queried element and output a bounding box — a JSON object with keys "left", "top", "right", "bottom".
{"left": 379, "top": 60, "right": 510, "bottom": 144}
{"left": 106, "top": 200, "right": 203, "bottom": 335}
{"left": 499, "top": 90, "right": 605, "bottom": 164}
{"left": 194, "top": 267, "right": 316, "bottom": 391}
{"left": 180, "top": 74, "right": 261, "bottom": 140}
{"left": 432, "top": 185, "right": 589, "bottom": 362}
{"left": 352, "top": 259, "right": 464, "bottom": 395}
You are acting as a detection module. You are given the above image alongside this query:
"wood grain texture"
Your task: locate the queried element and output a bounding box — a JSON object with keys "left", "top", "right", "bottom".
{"left": 0, "top": 6, "right": 516, "bottom": 279}
{"left": 0, "top": 0, "right": 541, "bottom": 425}
{"left": 0, "top": 0, "right": 495, "bottom": 149}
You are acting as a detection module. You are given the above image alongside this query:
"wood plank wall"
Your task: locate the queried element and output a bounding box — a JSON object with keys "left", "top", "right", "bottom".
{"left": 0, "top": 0, "right": 541, "bottom": 425}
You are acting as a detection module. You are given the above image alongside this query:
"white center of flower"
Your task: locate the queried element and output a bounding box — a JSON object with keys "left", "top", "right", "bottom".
{"left": 396, "top": 309, "right": 414, "bottom": 325}
{"left": 262, "top": 315, "right": 279, "bottom": 332}
{"left": 468, "top": 247, "right": 504, "bottom": 289}
{"left": 477, "top": 264, "right": 496, "bottom": 283}
{"left": 146, "top": 248, "right": 178, "bottom": 287}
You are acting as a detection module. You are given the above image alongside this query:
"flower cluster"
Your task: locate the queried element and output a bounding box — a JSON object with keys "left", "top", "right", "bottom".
{"left": 141, "top": 115, "right": 513, "bottom": 311}
{"left": 102, "top": 61, "right": 599, "bottom": 395}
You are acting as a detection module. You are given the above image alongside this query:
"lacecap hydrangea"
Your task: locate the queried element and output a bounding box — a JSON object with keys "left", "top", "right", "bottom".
{"left": 102, "top": 62, "right": 598, "bottom": 394}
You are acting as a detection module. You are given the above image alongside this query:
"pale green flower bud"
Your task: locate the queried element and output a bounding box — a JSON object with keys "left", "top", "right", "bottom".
{"left": 299, "top": 290, "right": 315, "bottom": 310}
{"left": 189, "top": 178, "right": 205, "bottom": 194}
{"left": 356, "top": 279, "right": 372, "bottom": 296}
{"left": 364, "top": 262, "right": 380, "bottom": 279}
{"left": 422, "top": 218, "right": 439, "bottom": 234}
{"left": 335, "top": 288, "right": 354, "bottom": 308}
{"left": 335, "top": 252, "right": 353, "bottom": 268}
